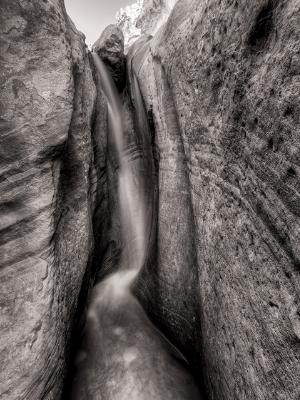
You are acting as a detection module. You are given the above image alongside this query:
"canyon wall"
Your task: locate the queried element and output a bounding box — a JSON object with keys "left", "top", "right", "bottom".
{"left": 0, "top": 1, "right": 107, "bottom": 398}
{"left": 131, "top": 0, "right": 300, "bottom": 399}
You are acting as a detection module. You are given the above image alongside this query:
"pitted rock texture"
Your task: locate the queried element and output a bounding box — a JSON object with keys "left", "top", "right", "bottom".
{"left": 0, "top": 1, "right": 102, "bottom": 398}
{"left": 130, "top": 0, "right": 300, "bottom": 399}
{"left": 92, "top": 25, "right": 126, "bottom": 91}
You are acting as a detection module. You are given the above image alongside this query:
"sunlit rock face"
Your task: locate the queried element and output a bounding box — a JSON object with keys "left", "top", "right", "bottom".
{"left": 130, "top": 0, "right": 300, "bottom": 398}
{"left": 116, "top": 0, "right": 143, "bottom": 50}
{"left": 136, "top": 0, "right": 178, "bottom": 35}
{"left": 0, "top": 0, "right": 102, "bottom": 398}
{"left": 116, "top": 0, "right": 178, "bottom": 50}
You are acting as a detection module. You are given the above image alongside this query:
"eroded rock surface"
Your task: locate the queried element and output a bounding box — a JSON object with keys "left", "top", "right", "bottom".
{"left": 0, "top": 1, "right": 101, "bottom": 398}
{"left": 130, "top": 0, "right": 300, "bottom": 399}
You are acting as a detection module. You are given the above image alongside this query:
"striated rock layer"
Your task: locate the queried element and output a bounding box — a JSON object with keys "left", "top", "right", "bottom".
{"left": 0, "top": 0, "right": 106, "bottom": 398}
{"left": 1, "top": 0, "right": 300, "bottom": 399}
{"left": 130, "top": 0, "right": 300, "bottom": 399}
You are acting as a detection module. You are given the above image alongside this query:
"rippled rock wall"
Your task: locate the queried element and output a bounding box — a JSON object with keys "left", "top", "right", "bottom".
{"left": 0, "top": 1, "right": 104, "bottom": 398}
{"left": 130, "top": 0, "right": 300, "bottom": 398}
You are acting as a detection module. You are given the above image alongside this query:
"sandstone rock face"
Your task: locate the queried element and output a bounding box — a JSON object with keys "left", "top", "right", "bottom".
{"left": 130, "top": 0, "right": 300, "bottom": 398}
{"left": 92, "top": 25, "right": 126, "bottom": 91}
{"left": 0, "top": 1, "right": 101, "bottom": 398}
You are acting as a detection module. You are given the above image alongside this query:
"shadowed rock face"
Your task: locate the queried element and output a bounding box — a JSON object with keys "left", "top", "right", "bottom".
{"left": 130, "top": 0, "right": 300, "bottom": 398}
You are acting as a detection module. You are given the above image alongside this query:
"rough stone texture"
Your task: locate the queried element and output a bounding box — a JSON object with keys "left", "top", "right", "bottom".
{"left": 0, "top": 1, "right": 100, "bottom": 398}
{"left": 130, "top": 0, "right": 300, "bottom": 399}
{"left": 92, "top": 25, "right": 126, "bottom": 91}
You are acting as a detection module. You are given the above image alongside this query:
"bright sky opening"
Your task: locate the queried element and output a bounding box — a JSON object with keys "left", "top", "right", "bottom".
{"left": 64, "top": 0, "right": 135, "bottom": 47}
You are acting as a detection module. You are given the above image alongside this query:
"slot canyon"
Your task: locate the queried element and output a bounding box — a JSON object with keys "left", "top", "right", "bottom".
{"left": 0, "top": 0, "right": 300, "bottom": 399}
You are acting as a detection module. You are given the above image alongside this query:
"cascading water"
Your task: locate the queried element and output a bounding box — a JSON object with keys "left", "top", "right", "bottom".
{"left": 92, "top": 53, "right": 147, "bottom": 280}
{"left": 69, "top": 52, "right": 202, "bottom": 400}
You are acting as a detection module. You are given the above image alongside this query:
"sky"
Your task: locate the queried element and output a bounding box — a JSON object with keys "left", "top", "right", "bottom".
{"left": 64, "top": 0, "right": 135, "bottom": 47}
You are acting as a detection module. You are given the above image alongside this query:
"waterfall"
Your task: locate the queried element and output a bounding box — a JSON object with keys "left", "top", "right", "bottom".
{"left": 92, "top": 52, "right": 147, "bottom": 283}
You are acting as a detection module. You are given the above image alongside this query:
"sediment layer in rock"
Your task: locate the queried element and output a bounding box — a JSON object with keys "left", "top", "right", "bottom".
{"left": 130, "top": 0, "right": 300, "bottom": 398}
{"left": 0, "top": 1, "right": 102, "bottom": 398}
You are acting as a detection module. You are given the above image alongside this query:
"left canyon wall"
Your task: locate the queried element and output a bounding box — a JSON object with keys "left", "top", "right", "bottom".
{"left": 0, "top": 1, "right": 107, "bottom": 398}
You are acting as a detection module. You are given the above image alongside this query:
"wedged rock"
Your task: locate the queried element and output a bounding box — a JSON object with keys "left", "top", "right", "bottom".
{"left": 130, "top": 0, "right": 300, "bottom": 399}
{"left": 0, "top": 1, "right": 104, "bottom": 398}
{"left": 92, "top": 25, "right": 126, "bottom": 91}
